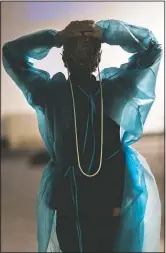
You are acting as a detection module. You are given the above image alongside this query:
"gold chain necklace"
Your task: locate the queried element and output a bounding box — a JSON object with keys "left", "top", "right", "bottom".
{"left": 68, "top": 69, "right": 103, "bottom": 178}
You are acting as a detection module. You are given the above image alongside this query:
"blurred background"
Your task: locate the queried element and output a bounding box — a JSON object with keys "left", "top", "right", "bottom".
{"left": 1, "top": 1, "right": 164, "bottom": 252}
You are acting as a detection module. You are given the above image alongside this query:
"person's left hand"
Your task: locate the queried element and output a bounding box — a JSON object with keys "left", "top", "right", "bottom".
{"left": 55, "top": 20, "right": 95, "bottom": 47}
{"left": 113, "top": 207, "right": 121, "bottom": 217}
{"left": 84, "top": 23, "right": 104, "bottom": 41}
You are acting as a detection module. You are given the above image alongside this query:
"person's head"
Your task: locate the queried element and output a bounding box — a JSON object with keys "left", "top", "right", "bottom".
{"left": 62, "top": 32, "right": 102, "bottom": 75}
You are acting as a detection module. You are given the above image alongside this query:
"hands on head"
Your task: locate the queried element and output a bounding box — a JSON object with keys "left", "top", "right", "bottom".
{"left": 58, "top": 20, "right": 103, "bottom": 46}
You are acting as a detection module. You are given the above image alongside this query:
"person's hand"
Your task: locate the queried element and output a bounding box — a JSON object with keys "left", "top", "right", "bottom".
{"left": 65, "top": 20, "right": 95, "bottom": 35}
{"left": 55, "top": 20, "right": 95, "bottom": 47}
{"left": 84, "top": 24, "right": 104, "bottom": 41}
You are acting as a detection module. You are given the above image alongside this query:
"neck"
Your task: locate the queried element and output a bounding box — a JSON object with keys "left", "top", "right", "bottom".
{"left": 70, "top": 70, "right": 92, "bottom": 79}
{"left": 69, "top": 71, "right": 97, "bottom": 93}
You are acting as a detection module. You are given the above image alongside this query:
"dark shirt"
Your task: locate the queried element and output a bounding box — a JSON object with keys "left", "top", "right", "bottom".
{"left": 56, "top": 74, "right": 126, "bottom": 252}
{"left": 57, "top": 74, "right": 125, "bottom": 213}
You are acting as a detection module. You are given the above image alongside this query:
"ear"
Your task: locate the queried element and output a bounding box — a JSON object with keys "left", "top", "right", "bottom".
{"left": 62, "top": 53, "right": 67, "bottom": 68}
{"left": 98, "top": 51, "right": 101, "bottom": 63}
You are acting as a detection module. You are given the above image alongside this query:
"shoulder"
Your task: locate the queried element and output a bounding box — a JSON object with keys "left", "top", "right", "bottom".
{"left": 45, "top": 72, "right": 70, "bottom": 108}
{"left": 51, "top": 72, "right": 66, "bottom": 82}
{"left": 35, "top": 72, "right": 67, "bottom": 109}
{"left": 99, "top": 67, "right": 135, "bottom": 97}
{"left": 97, "top": 67, "right": 122, "bottom": 82}
{"left": 48, "top": 72, "right": 67, "bottom": 95}
{"left": 97, "top": 67, "right": 121, "bottom": 96}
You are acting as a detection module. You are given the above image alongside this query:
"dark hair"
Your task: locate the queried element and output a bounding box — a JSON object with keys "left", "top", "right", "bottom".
{"left": 62, "top": 35, "right": 101, "bottom": 74}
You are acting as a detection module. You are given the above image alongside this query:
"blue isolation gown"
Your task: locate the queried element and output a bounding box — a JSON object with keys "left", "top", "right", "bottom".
{"left": 2, "top": 19, "right": 162, "bottom": 252}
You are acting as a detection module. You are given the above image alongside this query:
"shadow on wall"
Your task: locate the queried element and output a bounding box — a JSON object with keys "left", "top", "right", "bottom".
{"left": 1, "top": 137, "right": 10, "bottom": 149}
{"left": 28, "top": 151, "right": 50, "bottom": 165}
{"left": 1, "top": 113, "right": 44, "bottom": 149}
{"left": 1, "top": 113, "right": 50, "bottom": 165}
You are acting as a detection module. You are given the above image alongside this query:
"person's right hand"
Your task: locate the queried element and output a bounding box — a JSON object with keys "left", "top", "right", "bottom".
{"left": 55, "top": 20, "right": 95, "bottom": 47}
{"left": 84, "top": 24, "right": 104, "bottom": 41}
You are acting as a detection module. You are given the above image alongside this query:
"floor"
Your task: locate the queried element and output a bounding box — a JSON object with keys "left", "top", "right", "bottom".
{"left": 1, "top": 135, "right": 164, "bottom": 252}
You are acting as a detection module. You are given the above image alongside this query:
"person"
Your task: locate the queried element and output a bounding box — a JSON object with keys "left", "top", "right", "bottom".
{"left": 2, "top": 19, "right": 162, "bottom": 252}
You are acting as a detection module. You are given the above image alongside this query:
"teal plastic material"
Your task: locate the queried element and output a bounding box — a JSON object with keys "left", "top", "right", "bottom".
{"left": 2, "top": 19, "right": 162, "bottom": 252}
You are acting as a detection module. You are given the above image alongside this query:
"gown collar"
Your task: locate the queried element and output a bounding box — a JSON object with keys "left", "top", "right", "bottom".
{"left": 69, "top": 73, "right": 98, "bottom": 94}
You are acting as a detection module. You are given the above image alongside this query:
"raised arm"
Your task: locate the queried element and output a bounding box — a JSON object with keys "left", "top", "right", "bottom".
{"left": 2, "top": 30, "right": 60, "bottom": 108}
{"left": 86, "top": 19, "right": 162, "bottom": 144}
{"left": 96, "top": 19, "right": 162, "bottom": 71}
{"left": 2, "top": 21, "right": 95, "bottom": 109}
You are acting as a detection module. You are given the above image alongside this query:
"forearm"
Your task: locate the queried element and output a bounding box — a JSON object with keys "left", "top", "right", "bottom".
{"left": 2, "top": 29, "right": 60, "bottom": 63}
{"left": 97, "top": 19, "right": 158, "bottom": 53}
{"left": 97, "top": 19, "right": 162, "bottom": 71}
{"left": 2, "top": 30, "right": 60, "bottom": 107}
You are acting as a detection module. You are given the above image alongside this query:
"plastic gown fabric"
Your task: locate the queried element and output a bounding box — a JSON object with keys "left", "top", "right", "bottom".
{"left": 2, "top": 19, "right": 162, "bottom": 252}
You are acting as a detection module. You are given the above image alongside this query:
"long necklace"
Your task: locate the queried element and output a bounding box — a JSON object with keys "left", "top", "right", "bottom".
{"left": 68, "top": 68, "right": 103, "bottom": 178}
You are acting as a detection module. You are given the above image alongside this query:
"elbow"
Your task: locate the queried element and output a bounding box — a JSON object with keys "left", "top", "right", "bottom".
{"left": 2, "top": 42, "right": 9, "bottom": 54}
{"left": 146, "top": 31, "right": 163, "bottom": 60}
{"left": 2, "top": 42, "right": 22, "bottom": 69}
{"left": 2, "top": 42, "right": 11, "bottom": 62}
{"left": 2, "top": 43, "right": 7, "bottom": 55}
{"left": 2, "top": 43, "right": 10, "bottom": 69}
{"left": 158, "top": 43, "right": 163, "bottom": 56}
{"left": 153, "top": 42, "right": 163, "bottom": 60}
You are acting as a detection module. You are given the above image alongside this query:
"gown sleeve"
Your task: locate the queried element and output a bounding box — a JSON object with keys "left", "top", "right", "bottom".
{"left": 2, "top": 29, "right": 60, "bottom": 108}
{"left": 96, "top": 19, "right": 162, "bottom": 145}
